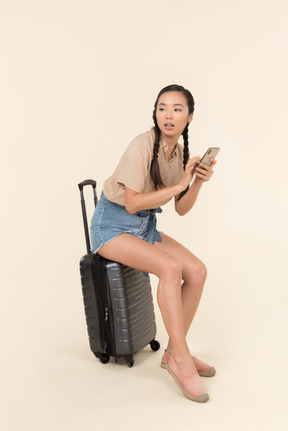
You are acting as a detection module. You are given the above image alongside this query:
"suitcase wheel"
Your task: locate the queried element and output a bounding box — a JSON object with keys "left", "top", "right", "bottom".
{"left": 124, "top": 355, "right": 134, "bottom": 368}
{"left": 150, "top": 339, "right": 160, "bottom": 351}
{"left": 95, "top": 352, "right": 110, "bottom": 364}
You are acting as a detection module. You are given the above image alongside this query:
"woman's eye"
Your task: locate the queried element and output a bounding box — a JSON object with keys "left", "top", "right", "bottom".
{"left": 175, "top": 109, "right": 182, "bottom": 112}
{"left": 159, "top": 108, "right": 165, "bottom": 111}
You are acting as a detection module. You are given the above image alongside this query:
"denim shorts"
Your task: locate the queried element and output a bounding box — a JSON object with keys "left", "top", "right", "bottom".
{"left": 90, "top": 192, "right": 162, "bottom": 254}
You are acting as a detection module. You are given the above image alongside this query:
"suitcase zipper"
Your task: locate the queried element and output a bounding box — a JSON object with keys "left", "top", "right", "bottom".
{"left": 103, "top": 278, "right": 117, "bottom": 359}
{"left": 93, "top": 256, "right": 117, "bottom": 359}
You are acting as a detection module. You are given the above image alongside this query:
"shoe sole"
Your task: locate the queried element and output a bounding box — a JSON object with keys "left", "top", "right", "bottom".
{"left": 162, "top": 361, "right": 216, "bottom": 377}
{"left": 166, "top": 363, "right": 209, "bottom": 403}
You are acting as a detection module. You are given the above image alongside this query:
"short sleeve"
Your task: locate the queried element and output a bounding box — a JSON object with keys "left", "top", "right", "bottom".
{"left": 115, "top": 135, "right": 151, "bottom": 193}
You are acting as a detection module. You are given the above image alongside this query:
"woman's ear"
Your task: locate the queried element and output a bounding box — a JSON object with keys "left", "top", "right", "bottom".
{"left": 188, "top": 113, "right": 194, "bottom": 123}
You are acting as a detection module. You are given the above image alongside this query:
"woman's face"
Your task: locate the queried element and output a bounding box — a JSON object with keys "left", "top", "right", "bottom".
{"left": 156, "top": 91, "right": 193, "bottom": 141}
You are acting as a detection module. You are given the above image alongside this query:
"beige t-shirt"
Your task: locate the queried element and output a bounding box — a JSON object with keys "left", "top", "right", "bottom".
{"left": 103, "top": 128, "right": 184, "bottom": 208}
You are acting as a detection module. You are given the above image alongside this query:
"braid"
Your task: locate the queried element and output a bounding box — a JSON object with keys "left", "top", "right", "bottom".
{"left": 153, "top": 126, "right": 161, "bottom": 159}
{"left": 150, "top": 110, "right": 165, "bottom": 189}
{"left": 182, "top": 125, "right": 190, "bottom": 170}
{"left": 177, "top": 124, "right": 190, "bottom": 200}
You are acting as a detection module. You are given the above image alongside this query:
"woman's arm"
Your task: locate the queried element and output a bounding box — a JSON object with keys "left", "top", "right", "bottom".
{"left": 175, "top": 158, "right": 217, "bottom": 216}
{"left": 125, "top": 156, "right": 201, "bottom": 214}
{"left": 125, "top": 185, "right": 181, "bottom": 214}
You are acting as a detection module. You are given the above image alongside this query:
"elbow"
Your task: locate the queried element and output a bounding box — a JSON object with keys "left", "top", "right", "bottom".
{"left": 124, "top": 189, "right": 140, "bottom": 214}
{"left": 176, "top": 210, "right": 187, "bottom": 217}
{"left": 175, "top": 205, "right": 187, "bottom": 216}
{"left": 125, "top": 203, "right": 137, "bottom": 214}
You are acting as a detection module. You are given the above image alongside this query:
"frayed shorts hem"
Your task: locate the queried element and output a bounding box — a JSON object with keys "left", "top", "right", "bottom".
{"left": 90, "top": 230, "right": 163, "bottom": 255}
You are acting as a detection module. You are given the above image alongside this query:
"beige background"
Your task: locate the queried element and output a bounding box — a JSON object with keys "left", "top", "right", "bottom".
{"left": 1, "top": 0, "right": 287, "bottom": 430}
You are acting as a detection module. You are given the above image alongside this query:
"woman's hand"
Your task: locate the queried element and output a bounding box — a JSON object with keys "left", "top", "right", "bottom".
{"left": 177, "top": 156, "right": 201, "bottom": 191}
{"left": 194, "top": 158, "right": 217, "bottom": 183}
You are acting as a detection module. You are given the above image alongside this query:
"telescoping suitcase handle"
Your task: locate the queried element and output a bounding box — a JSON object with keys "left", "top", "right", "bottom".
{"left": 78, "top": 179, "right": 98, "bottom": 254}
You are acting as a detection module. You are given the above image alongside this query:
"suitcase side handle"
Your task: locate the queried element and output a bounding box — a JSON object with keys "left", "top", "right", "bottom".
{"left": 78, "top": 179, "right": 98, "bottom": 254}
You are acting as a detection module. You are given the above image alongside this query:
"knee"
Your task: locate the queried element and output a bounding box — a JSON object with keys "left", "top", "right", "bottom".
{"left": 198, "top": 261, "right": 207, "bottom": 281}
{"left": 187, "top": 260, "right": 207, "bottom": 283}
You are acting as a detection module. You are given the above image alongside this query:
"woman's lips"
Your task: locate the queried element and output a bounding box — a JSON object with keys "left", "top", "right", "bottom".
{"left": 164, "top": 123, "right": 174, "bottom": 130}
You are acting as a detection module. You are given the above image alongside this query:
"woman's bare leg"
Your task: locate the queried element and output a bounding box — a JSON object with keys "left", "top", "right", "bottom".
{"left": 98, "top": 233, "right": 197, "bottom": 375}
{"left": 154, "top": 233, "right": 207, "bottom": 355}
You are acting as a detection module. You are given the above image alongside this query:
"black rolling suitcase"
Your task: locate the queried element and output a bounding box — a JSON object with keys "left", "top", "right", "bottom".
{"left": 78, "top": 180, "right": 160, "bottom": 367}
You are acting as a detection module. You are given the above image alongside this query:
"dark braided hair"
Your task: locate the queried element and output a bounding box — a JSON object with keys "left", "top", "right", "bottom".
{"left": 178, "top": 123, "right": 190, "bottom": 200}
{"left": 151, "top": 110, "right": 166, "bottom": 189}
{"left": 150, "top": 84, "right": 195, "bottom": 200}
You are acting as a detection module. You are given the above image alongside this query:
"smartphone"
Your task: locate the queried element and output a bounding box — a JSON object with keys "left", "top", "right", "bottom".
{"left": 199, "top": 147, "right": 220, "bottom": 166}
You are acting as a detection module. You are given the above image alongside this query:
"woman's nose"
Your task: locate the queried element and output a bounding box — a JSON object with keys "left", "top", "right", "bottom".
{"left": 166, "top": 110, "right": 173, "bottom": 119}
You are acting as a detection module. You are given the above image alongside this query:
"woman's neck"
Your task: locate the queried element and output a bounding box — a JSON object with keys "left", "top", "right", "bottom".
{"left": 162, "top": 134, "right": 180, "bottom": 161}
{"left": 162, "top": 133, "right": 180, "bottom": 151}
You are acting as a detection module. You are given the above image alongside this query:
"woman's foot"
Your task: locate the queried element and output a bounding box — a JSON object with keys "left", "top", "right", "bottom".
{"left": 191, "top": 355, "right": 216, "bottom": 377}
{"left": 161, "top": 350, "right": 216, "bottom": 377}
{"left": 166, "top": 355, "right": 209, "bottom": 403}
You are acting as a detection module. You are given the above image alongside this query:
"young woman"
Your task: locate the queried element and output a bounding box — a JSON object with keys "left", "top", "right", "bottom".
{"left": 90, "top": 84, "right": 217, "bottom": 402}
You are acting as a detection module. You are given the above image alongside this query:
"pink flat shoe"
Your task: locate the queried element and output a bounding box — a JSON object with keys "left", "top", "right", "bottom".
{"left": 166, "top": 356, "right": 209, "bottom": 403}
{"left": 161, "top": 350, "right": 216, "bottom": 377}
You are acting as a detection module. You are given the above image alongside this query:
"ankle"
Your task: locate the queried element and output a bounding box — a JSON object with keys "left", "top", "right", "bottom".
{"left": 173, "top": 354, "right": 192, "bottom": 364}
{"left": 166, "top": 343, "right": 173, "bottom": 355}
{"left": 168, "top": 344, "right": 190, "bottom": 360}
{"left": 172, "top": 354, "right": 197, "bottom": 376}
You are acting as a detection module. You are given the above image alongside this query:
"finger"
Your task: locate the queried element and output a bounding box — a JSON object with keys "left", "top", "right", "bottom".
{"left": 209, "top": 158, "right": 217, "bottom": 166}
{"left": 186, "top": 159, "right": 200, "bottom": 173}
{"left": 196, "top": 167, "right": 212, "bottom": 178}
{"left": 197, "top": 163, "right": 209, "bottom": 172}
{"left": 198, "top": 164, "right": 214, "bottom": 175}
{"left": 187, "top": 156, "right": 201, "bottom": 166}
{"left": 195, "top": 172, "right": 210, "bottom": 181}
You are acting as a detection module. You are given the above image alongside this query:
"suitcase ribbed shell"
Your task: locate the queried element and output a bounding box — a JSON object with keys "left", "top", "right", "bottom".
{"left": 80, "top": 254, "right": 157, "bottom": 361}
{"left": 106, "top": 263, "right": 156, "bottom": 356}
